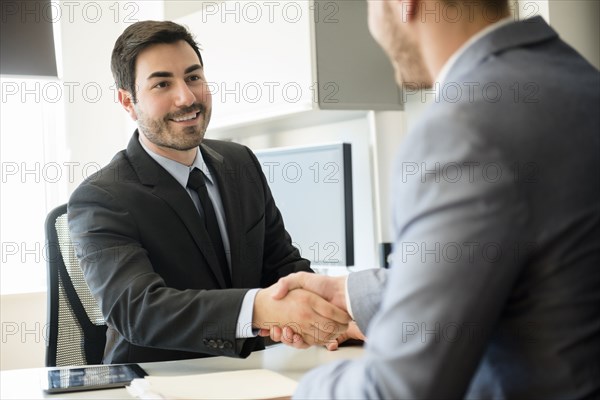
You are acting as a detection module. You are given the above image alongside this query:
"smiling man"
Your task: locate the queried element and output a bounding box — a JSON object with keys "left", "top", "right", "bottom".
{"left": 67, "top": 20, "right": 350, "bottom": 364}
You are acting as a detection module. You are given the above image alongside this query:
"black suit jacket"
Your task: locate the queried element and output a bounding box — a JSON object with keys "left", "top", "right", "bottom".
{"left": 68, "top": 132, "right": 311, "bottom": 363}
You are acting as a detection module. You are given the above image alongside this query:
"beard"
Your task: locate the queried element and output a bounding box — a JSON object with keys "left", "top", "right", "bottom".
{"left": 370, "top": 2, "right": 433, "bottom": 89}
{"left": 389, "top": 35, "right": 433, "bottom": 91}
{"left": 135, "top": 103, "right": 211, "bottom": 151}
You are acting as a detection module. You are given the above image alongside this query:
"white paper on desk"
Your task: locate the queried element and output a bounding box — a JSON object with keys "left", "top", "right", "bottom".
{"left": 127, "top": 369, "right": 297, "bottom": 400}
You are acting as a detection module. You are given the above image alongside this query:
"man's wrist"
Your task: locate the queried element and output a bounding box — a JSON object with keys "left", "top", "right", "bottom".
{"left": 252, "top": 288, "right": 268, "bottom": 328}
{"left": 237, "top": 289, "right": 260, "bottom": 338}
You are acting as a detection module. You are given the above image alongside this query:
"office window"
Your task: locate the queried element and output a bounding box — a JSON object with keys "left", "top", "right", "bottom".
{"left": 1, "top": 77, "right": 66, "bottom": 294}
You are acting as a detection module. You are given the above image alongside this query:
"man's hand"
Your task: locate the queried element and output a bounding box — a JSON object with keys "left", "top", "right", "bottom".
{"left": 266, "top": 320, "right": 365, "bottom": 351}
{"left": 325, "top": 321, "right": 367, "bottom": 351}
{"left": 270, "top": 272, "right": 348, "bottom": 312}
{"left": 262, "top": 272, "right": 367, "bottom": 350}
{"left": 323, "top": 321, "right": 365, "bottom": 351}
{"left": 253, "top": 283, "right": 351, "bottom": 347}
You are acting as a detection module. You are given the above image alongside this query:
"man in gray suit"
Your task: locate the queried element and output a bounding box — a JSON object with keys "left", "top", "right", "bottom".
{"left": 271, "top": 0, "right": 600, "bottom": 397}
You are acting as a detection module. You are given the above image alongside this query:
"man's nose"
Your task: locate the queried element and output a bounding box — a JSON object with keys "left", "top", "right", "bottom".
{"left": 174, "top": 81, "right": 196, "bottom": 107}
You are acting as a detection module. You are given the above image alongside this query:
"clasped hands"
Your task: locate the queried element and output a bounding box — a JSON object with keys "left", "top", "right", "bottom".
{"left": 252, "top": 272, "right": 365, "bottom": 351}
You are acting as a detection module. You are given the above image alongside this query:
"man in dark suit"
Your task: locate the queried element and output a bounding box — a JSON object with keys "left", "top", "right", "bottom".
{"left": 270, "top": 0, "right": 600, "bottom": 398}
{"left": 67, "top": 20, "right": 350, "bottom": 364}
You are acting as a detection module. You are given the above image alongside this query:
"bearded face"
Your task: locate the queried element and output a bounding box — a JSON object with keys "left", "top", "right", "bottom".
{"left": 134, "top": 101, "right": 211, "bottom": 151}
{"left": 367, "top": 0, "right": 433, "bottom": 89}
{"left": 127, "top": 40, "right": 213, "bottom": 153}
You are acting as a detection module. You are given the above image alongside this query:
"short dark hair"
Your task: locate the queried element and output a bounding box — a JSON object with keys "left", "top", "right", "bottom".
{"left": 111, "top": 20, "right": 203, "bottom": 102}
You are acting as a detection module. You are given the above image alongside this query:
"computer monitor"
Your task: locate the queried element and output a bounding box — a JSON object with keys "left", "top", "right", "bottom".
{"left": 254, "top": 143, "right": 354, "bottom": 267}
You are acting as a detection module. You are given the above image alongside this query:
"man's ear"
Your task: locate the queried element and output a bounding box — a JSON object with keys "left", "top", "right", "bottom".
{"left": 118, "top": 89, "right": 137, "bottom": 121}
{"left": 400, "top": 0, "right": 419, "bottom": 22}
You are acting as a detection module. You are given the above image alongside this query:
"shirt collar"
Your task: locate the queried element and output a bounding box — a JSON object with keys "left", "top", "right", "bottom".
{"left": 435, "top": 17, "right": 514, "bottom": 86}
{"left": 138, "top": 135, "right": 214, "bottom": 188}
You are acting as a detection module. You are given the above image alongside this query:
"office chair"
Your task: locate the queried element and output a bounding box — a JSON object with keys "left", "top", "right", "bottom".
{"left": 45, "top": 203, "right": 107, "bottom": 367}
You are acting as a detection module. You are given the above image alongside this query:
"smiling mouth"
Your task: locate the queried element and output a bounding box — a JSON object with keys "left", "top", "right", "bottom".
{"left": 170, "top": 111, "right": 200, "bottom": 122}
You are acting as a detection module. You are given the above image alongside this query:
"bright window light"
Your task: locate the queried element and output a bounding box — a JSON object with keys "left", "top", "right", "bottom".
{"left": 1, "top": 76, "right": 67, "bottom": 294}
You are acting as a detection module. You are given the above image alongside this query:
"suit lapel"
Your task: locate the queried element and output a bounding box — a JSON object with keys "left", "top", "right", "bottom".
{"left": 126, "top": 132, "right": 229, "bottom": 288}
{"left": 201, "top": 143, "right": 245, "bottom": 287}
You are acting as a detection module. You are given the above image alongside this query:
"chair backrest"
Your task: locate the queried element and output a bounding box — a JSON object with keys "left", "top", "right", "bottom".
{"left": 45, "top": 203, "right": 107, "bottom": 367}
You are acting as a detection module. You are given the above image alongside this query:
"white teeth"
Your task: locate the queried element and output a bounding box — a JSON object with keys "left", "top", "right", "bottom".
{"left": 172, "top": 112, "right": 197, "bottom": 122}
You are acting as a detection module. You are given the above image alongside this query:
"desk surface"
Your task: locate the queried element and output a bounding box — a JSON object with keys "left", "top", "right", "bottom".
{"left": 1, "top": 345, "right": 364, "bottom": 399}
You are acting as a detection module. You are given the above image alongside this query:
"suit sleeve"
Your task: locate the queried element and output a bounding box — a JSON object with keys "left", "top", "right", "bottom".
{"left": 293, "top": 112, "right": 529, "bottom": 398}
{"left": 68, "top": 181, "right": 257, "bottom": 358}
{"left": 347, "top": 269, "right": 388, "bottom": 333}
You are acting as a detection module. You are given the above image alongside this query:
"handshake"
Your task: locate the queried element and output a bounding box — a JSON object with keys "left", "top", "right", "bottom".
{"left": 252, "top": 272, "right": 365, "bottom": 351}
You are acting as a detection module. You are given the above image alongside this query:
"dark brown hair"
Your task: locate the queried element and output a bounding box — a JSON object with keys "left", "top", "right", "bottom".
{"left": 111, "top": 20, "right": 203, "bottom": 102}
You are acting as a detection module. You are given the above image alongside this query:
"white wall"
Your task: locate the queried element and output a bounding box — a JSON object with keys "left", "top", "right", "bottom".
{"left": 58, "top": 1, "right": 165, "bottom": 194}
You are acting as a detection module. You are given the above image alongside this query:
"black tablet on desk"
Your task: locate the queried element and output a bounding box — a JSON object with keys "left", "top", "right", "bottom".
{"left": 41, "top": 364, "right": 147, "bottom": 394}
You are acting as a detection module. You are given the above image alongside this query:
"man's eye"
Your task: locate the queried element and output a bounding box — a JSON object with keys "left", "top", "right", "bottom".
{"left": 154, "top": 82, "right": 169, "bottom": 89}
{"left": 187, "top": 75, "right": 202, "bottom": 82}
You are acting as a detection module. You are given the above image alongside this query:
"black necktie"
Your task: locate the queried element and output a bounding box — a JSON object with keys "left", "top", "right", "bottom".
{"left": 187, "top": 168, "right": 232, "bottom": 287}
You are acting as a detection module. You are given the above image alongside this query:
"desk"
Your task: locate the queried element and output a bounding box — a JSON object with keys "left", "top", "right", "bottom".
{"left": 0, "top": 345, "right": 364, "bottom": 399}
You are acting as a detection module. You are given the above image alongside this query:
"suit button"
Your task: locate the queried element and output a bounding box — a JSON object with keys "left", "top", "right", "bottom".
{"left": 224, "top": 341, "right": 233, "bottom": 349}
{"left": 208, "top": 340, "right": 217, "bottom": 348}
{"left": 203, "top": 339, "right": 209, "bottom": 345}
{"left": 216, "top": 340, "right": 224, "bottom": 349}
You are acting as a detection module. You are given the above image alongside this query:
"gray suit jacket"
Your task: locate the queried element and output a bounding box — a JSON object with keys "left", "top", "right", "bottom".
{"left": 68, "top": 133, "right": 311, "bottom": 363}
{"left": 295, "top": 17, "right": 600, "bottom": 399}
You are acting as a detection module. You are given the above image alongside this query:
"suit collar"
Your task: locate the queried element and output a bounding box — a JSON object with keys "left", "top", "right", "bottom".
{"left": 436, "top": 17, "right": 513, "bottom": 85}
{"left": 126, "top": 131, "right": 226, "bottom": 184}
{"left": 126, "top": 131, "right": 167, "bottom": 186}
{"left": 199, "top": 141, "right": 226, "bottom": 187}
{"left": 137, "top": 135, "right": 220, "bottom": 188}
{"left": 445, "top": 16, "right": 558, "bottom": 82}
{"left": 200, "top": 141, "right": 224, "bottom": 165}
